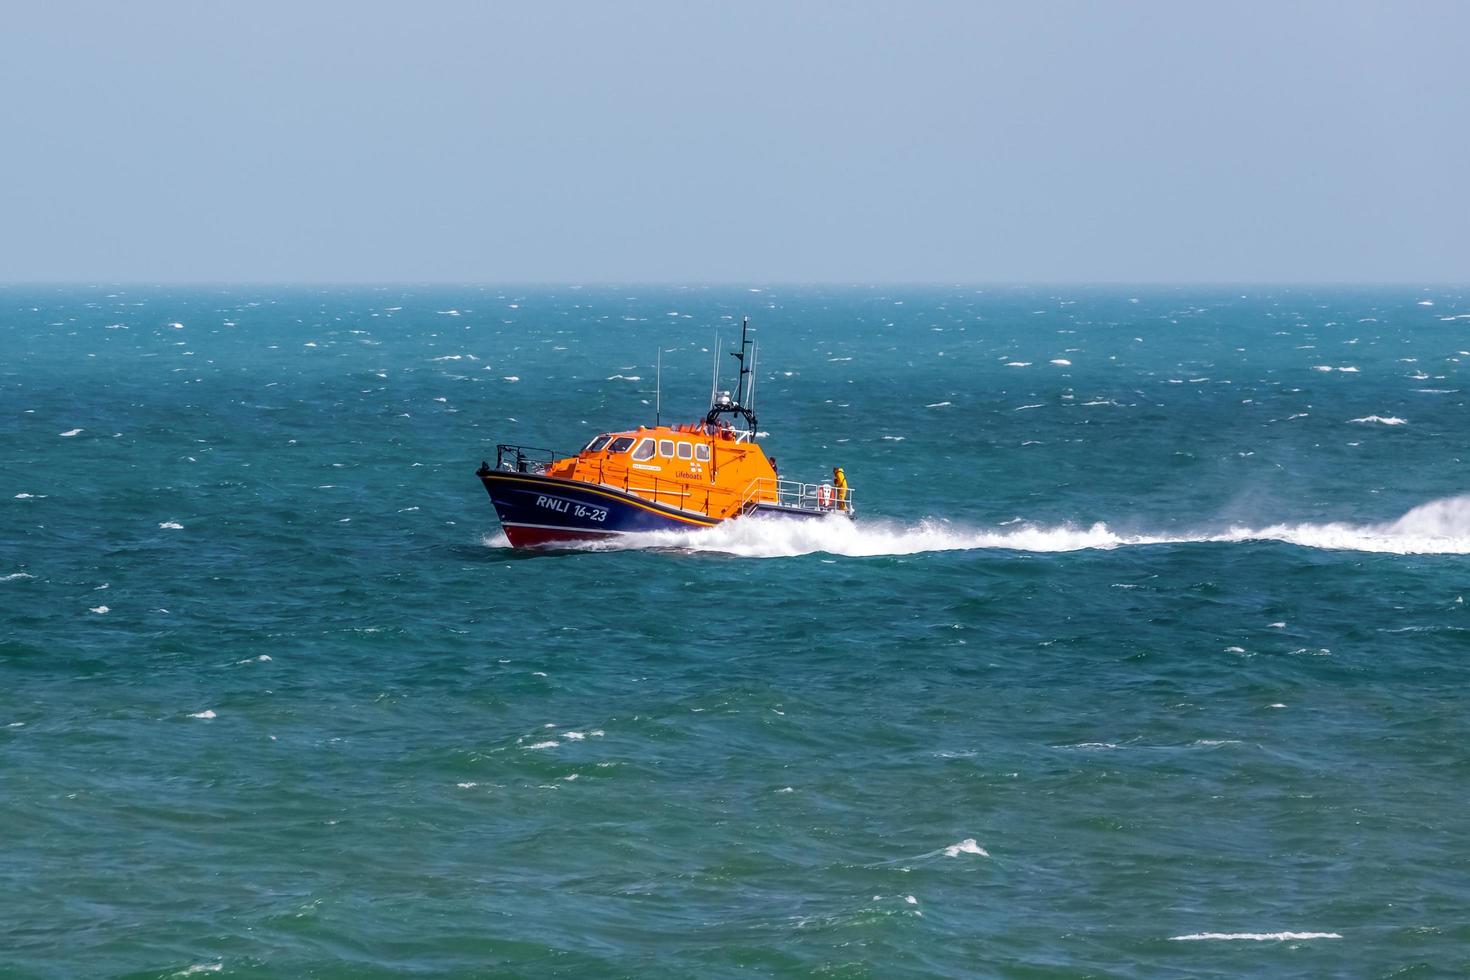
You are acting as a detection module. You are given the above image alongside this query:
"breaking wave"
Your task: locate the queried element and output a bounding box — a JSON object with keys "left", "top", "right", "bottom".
{"left": 485, "top": 494, "right": 1470, "bottom": 558}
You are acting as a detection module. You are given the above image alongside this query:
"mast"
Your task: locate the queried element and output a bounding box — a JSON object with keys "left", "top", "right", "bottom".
{"left": 704, "top": 316, "right": 759, "bottom": 435}
{"left": 655, "top": 347, "right": 662, "bottom": 427}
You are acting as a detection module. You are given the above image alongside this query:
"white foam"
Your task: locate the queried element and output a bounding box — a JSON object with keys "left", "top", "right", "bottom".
{"left": 456, "top": 781, "right": 477, "bottom": 789}
{"left": 174, "top": 966, "right": 222, "bottom": 977}
{"left": 189, "top": 709, "right": 216, "bottom": 720}
{"left": 1169, "top": 932, "right": 1340, "bottom": 942}
{"left": 89, "top": 605, "right": 109, "bottom": 614}
{"left": 59, "top": 428, "right": 83, "bottom": 437}
{"left": 1348, "top": 416, "right": 1407, "bottom": 426}
{"left": 502, "top": 376, "right": 520, "bottom": 382}
{"left": 925, "top": 401, "right": 952, "bottom": 408}
{"left": 943, "top": 838, "right": 989, "bottom": 857}
{"left": 1050, "top": 358, "right": 1072, "bottom": 366}
{"left": 524, "top": 740, "right": 559, "bottom": 750}
{"left": 557, "top": 494, "right": 1470, "bottom": 558}
{"left": 1004, "top": 361, "right": 1031, "bottom": 367}
{"left": 1, "top": 572, "right": 32, "bottom": 582}
{"left": 159, "top": 521, "right": 184, "bottom": 530}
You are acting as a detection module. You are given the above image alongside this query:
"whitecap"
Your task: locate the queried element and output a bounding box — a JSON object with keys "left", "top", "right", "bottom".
{"left": 1348, "top": 416, "right": 1407, "bottom": 426}
{"left": 524, "top": 740, "right": 559, "bottom": 750}
{"left": 159, "top": 521, "right": 184, "bottom": 530}
{"left": 59, "top": 428, "right": 83, "bottom": 437}
{"left": 925, "top": 401, "right": 952, "bottom": 408}
{"left": 1169, "top": 932, "right": 1340, "bottom": 942}
{"left": 1004, "top": 361, "right": 1031, "bottom": 367}
{"left": 1, "top": 572, "right": 34, "bottom": 582}
{"left": 502, "top": 376, "right": 520, "bottom": 382}
{"left": 89, "top": 605, "right": 109, "bottom": 615}
{"left": 1050, "top": 358, "right": 1072, "bottom": 366}
{"left": 943, "top": 838, "right": 989, "bottom": 857}
{"left": 189, "top": 709, "right": 216, "bottom": 719}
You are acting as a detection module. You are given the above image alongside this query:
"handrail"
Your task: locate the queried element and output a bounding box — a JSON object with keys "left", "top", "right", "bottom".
{"left": 495, "top": 443, "right": 569, "bottom": 474}
{"left": 737, "top": 476, "right": 854, "bottom": 516}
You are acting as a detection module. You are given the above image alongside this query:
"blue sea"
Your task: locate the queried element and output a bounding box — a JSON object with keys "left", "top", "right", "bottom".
{"left": 4, "top": 284, "right": 1470, "bottom": 978}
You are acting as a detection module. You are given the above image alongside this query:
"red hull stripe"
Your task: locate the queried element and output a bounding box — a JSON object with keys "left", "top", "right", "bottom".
{"left": 503, "top": 523, "right": 621, "bottom": 549}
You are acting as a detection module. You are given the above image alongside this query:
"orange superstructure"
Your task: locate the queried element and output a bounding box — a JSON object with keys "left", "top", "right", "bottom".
{"left": 545, "top": 421, "right": 780, "bottom": 520}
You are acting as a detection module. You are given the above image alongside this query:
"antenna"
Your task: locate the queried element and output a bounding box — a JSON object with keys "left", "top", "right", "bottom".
{"left": 655, "top": 347, "right": 662, "bottom": 427}
{"left": 708, "top": 330, "right": 720, "bottom": 410}
{"left": 748, "top": 340, "right": 758, "bottom": 414}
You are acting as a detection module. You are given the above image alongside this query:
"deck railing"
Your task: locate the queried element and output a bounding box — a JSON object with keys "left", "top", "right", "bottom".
{"left": 491, "top": 444, "right": 852, "bottom": 518}
{"left": 738, "top": 477, "right": 854, "bottom": 516}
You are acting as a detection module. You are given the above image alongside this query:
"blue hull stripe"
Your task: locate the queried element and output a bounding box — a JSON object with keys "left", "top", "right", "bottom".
{"left": 480, "top": 472, "right": 721, "bottom": 537}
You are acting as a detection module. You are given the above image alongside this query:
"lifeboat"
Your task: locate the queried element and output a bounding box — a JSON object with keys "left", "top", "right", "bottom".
{"left": 476, "top": 318, "right": 853, "bottom": 549}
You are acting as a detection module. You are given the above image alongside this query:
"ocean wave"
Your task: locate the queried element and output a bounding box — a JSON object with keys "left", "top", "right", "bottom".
{"left": 1169, "top": 931, "right": 1341, "bottom": 942}
{"left": 484, "top": 494, "right": 1470, "bottom": 558}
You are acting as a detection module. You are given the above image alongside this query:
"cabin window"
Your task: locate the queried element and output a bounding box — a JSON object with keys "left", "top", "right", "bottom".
{"left": 583, "top": 434, "right": 611, "bottom": 453}
{"left": 677, "top": 443, "right": 693, "bottom": 460}
{"left": 631, "top": 438, "right": 655, "bottom": 461}
{"left": 695, "top": 444, "right": 710, "bottom": 461}
{"left": 658, "top": 439, "right": 674, "bottom": 458}
{"left": 607, "top": 436, "right": 635, "bottom": 454}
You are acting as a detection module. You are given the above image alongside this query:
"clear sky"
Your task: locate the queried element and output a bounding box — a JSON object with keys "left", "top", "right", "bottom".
{"left": 3, "top": 1, "right": 1466, "bottom": 283}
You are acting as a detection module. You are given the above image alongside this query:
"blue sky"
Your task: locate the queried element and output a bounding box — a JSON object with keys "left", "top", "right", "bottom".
{"left": 2, "top": 1, "right": 1466, "bottom": 282}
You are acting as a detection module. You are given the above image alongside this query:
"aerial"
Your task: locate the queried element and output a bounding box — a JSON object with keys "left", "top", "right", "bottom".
{"left": 3, "top": 2, "right": 1468, "bottom": 978}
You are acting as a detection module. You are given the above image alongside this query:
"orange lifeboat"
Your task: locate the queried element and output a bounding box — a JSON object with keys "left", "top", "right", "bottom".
{"left": 476, "top": 318, "right": 853, "bottom": 548}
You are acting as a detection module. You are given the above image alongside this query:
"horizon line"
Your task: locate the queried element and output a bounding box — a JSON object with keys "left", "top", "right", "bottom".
{"left": 1, "top": 279, "right": 1465, "bottom": 289}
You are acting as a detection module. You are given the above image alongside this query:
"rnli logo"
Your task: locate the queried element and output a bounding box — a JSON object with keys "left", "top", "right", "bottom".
{"left": 534, "top": 494, "right": 571, "bottom": 513}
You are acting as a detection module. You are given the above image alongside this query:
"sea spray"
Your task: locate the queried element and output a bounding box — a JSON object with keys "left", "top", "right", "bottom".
{"left": 482, "top": 494, "right": 1470, "bottom": 558}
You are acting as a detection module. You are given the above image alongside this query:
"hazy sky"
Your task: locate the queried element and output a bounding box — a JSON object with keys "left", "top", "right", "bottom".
{"left": 3, "top": 1, "right": 1466, "bottom": 283}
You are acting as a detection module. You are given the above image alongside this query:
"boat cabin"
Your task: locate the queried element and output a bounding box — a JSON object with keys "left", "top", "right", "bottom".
{"left": 534, "top": 422, "right": 777, "bottom": 518}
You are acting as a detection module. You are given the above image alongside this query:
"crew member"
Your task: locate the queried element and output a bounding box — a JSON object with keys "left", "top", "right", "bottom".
{"left": 832, "top": 466, "right": 848, "bottom": 511}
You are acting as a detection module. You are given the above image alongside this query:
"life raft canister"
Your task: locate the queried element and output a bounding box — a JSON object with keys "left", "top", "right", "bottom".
{"left": 817, "top": 483, "right": 834, "bottom": 507}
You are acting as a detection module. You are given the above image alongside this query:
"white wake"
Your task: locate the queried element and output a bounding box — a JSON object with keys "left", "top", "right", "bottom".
{"left": 583, "top": 494, "right": 1470, "bottom": 558}
{"left": 481, "top": 495, "right": 1470, "bottom": 558}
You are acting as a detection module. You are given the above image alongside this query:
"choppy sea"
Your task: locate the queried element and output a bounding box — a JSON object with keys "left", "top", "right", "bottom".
{"left": 4, "top": 285, "right": 1470, "bottom": 978}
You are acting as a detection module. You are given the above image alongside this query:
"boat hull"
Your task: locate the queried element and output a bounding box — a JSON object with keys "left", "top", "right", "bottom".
{"left": 476, "top": 468, "right": 836, "bottom": 549}
{"left": 478, "top": 469, "right": 722, "bottom": 548}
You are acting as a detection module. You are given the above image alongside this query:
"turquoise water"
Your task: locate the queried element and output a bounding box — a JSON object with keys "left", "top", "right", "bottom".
{"left": 4, "top": 285, "right": 1470, "bottom": 978}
